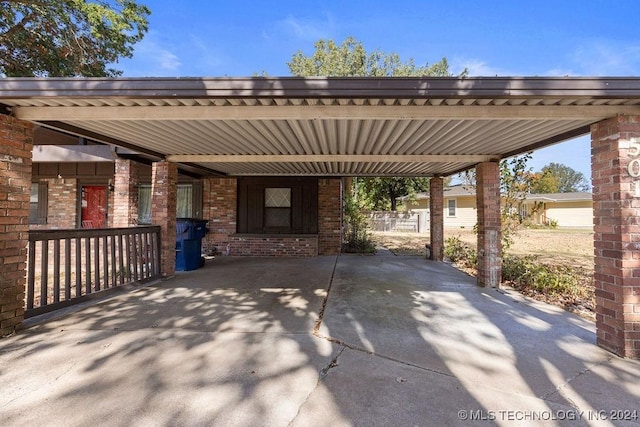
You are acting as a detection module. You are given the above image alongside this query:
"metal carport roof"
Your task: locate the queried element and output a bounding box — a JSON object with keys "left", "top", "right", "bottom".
{"left": 2, "top": 76, "right": 640, "bottom": 177}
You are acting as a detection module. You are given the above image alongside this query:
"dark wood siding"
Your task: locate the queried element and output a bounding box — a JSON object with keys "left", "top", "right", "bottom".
{"left": 237, "top": 177, "right": 318, "bottom": 234}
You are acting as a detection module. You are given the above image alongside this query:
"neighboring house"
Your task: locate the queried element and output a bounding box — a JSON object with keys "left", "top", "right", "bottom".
{"left": 400, "top": 185, "right": 478, "bottom": 228}
{"left": 521, "top": 192, "right": 594, "bottom": 228}
{"left": 400, "top": 185, "right": 593, "bottom": 228}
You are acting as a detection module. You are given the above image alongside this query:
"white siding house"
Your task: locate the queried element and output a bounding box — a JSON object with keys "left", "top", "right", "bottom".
{"left": 522, "top": 193, "right": 594, "bottom": 228}
{"left": 400, "top": 185, "right": 593, "bottom": 229}
{"left": 402, "top": 186, "right": 478, "bottom": 228}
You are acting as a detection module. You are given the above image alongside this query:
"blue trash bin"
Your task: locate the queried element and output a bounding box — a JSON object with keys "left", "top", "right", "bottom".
{"left": 175, "top": 218, "right": 209, "bottom": 271}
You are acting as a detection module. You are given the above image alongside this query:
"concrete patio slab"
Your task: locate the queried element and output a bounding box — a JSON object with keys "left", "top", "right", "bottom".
{"left": 1, "top": 254, "right": 640, "bottom": 426}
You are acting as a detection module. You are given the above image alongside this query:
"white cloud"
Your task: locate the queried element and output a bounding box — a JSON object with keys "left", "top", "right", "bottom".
{"left": 571, "top": 40, "right": 640, "bottom": 75}
{"left": 451, "top": 57, "right": 516, "bottom": 77}
{"left": 119, "top": 31, "right": 182, "bottom": 76}
{"left": 186, "top": 35, "right": 225, "bottom": 73}
{"left": 280, "top": 15, "right": 330, "bottom": 40}
{"left": 156, "top": 49, "right": 181, "bottom": 71}
{"left": 272, "top": 13, "right": 334, "bottom": 42}
{"left": 544, "top": 67, "right": 576, "bottom": 77}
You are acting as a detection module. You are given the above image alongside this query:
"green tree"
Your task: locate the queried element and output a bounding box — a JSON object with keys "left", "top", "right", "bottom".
{"left": 499, "top": 154, "right": 534, "bottom": 249}
{"left": 529, "top": 170, "right": 559, "bottom": 193}
{"left": 288, "top": 36, "right": 454, "bottom": 77}
{"left": 357, "top": 176, "right": 431, "bottom": 211}
{"left": 288, "top": 36, "right": 465, "bottom": 210}
{"left": 532, "top": 163, "right": 589, "bottom": 193}
{"left": 0, "top": 0, "right": 150, "bottom": 77}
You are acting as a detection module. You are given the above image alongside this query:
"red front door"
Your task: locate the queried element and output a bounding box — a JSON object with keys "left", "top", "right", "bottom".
{"left": 81, "top": 185, "right": 107, "bottom": 228}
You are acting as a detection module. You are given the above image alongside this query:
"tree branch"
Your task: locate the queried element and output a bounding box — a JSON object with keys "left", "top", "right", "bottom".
{"left": 0, "top": 9, "right": 37, "bottom": 44}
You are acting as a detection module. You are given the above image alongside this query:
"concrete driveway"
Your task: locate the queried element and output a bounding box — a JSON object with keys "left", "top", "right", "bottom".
{"left": 1, "top": 254, "right": 640, "bottom": 426}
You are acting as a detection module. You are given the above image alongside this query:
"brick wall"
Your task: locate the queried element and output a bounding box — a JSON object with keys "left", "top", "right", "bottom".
{"left": 429, "top": 177, "right": 444, "bottom": 261}
{"left": 0, "top": 115, "right": 33, "bottom": 336}
{"left": 200, "top": 177, "right": 340, "bottom": 257}
{"left": 229, "top": 235, "right": 318, "bottom": 257}
{"left": 30, "top": 178, "right": 77, "bottom": 230}
{"left": 202, "top": 178, "right": 237, "bottom": 254}
{"left": 591, "top": 116, "right": 640, "bottom": 358}
{"left": 476, "top": 161, "right": 502, "bottom": 288}
{"left": 318, "top": 178, "right": 342, "bottom": 255}
{"left": 151, "top": 161, "right": 177, "bottom": 277}
{"left": 113, "top": 159, "right": 139, "bottom": 227}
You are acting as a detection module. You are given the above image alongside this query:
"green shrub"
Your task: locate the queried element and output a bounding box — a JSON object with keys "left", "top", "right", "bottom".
{"left": 444, "top": 237, "right": 584, "bottom": 300}
{"left": 502, "top": 255, "right": 581, "bottom": 296}
{"left": 342, "top": 194, "right": 376, "bottom": 254}
{"left": 444, "top": 236, "right": 477, "bottom": 268}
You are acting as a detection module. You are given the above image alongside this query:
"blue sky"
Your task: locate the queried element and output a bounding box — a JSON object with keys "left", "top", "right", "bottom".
{"left": 118, "top": 0, "right": 640, "bottom": 182}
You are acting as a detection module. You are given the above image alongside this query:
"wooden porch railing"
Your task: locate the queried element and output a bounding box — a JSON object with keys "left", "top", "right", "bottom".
{"left": 26, "top": 226, "right": 161, "bottom": 318}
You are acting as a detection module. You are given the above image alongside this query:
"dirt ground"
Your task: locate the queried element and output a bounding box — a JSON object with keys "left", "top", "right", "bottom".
{"left": 370, "top": 228, "right": 595, "bottom": 319}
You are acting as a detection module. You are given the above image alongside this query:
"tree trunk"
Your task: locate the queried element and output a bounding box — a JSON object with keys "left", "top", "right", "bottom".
{"left": 388, "top": 184, "right": 397, "bottom": 211}
{"left": 344, "top": 177, "right": 354, "bottom": 196}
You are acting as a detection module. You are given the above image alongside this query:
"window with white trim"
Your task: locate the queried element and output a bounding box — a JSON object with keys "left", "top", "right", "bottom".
{"left": 447, "top": 199, "right": 456, "bottom": 217}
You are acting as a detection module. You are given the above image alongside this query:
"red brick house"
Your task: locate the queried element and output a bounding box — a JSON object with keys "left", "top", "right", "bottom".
{"left": 29, "top": 126, "right": 342, "bottom": 256}
{"left": 3, "top": 76, "right": 640, "bottom": 359}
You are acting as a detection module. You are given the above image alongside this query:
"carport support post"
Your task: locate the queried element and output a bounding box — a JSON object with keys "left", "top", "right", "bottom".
{"left": 0, "top": 115, "right": 33, "bottom": 336}
{"left": 476, "top": 161, "right": 502, "bottom": 288}
{"left": 429, "top": 176, "right": 444, "bottom": 261}
{"left": 591, "top": 116, "right": 640, "bottom": 359}
{"left": 113, "top": 159, "right": 139, "bottom": 227}
{"left": 151, "top": 160, "right": 177, "bottom": 278}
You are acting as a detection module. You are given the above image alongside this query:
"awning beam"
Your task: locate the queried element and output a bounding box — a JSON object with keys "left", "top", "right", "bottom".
{"left": 166, "top": 154, "right": 498, "bottom": 163}
{"left": 14, "top": 104, "right": 640, "bottom": 121}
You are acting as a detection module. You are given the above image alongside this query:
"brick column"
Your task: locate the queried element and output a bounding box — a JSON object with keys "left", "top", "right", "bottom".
{"left": 42, "top": 178, "right": 77, "bottom": 229}
{"left": 429, "top": 176, "right": 444, "bottom": 261}
{"left": 0, "top": 115, "right": 33, "bottom": 336}
{"left": 151, "top": 161, "right": 177, "bottom": 277}
{"left": 113, "top": 159, "right": 139, "bottom": 227}
{"left": 592, "top": 116, "right": 640, "bottom": 359}
{"left": 318, "top": 178, "right": 342, "bottom": 255}
{"left": 476, "top": 161, "right": 502, "bottom": 288}
{"left": 202, "top": 178, "right": 237, "bottom": 255}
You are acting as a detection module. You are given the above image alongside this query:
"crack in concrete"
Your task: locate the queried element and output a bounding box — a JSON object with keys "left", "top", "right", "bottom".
{"left": 287, "top": 345, "right": 346, "bottom": 427}
{"left": 311, "top": 254, "right": 457, "bottom": 381}
{"left": 316, "top": 332, "right": 458, "bottom": 380}
{"left": 320, "top": 346, "right": 345, "bottom": 380}
{"left": 539, "top": 356, "right": 613, "bottom": 402}
{"left": 313, "top": 254, "right": 339, "bottom": 334}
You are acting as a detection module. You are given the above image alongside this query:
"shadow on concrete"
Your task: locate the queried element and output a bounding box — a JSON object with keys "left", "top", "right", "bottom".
{"left": 1, "top": 257, "right": 339, "bottom": 426}
{"left": 1, "top": 254, "right": 639, "bottom": 426}
{"left": 315, "top": 255, "right": 640, "bottom": 426}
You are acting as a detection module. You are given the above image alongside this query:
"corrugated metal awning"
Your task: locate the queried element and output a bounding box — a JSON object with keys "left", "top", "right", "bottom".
{"left": 2, "top": 76, "right": 640, "bottom": 177}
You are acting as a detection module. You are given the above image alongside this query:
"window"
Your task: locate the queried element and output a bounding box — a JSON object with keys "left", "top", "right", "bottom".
{"left": 138, "top": 184, "right": 152, "bottom": 224}
{"left": 237, "top": 177, "right": 318, "bottom": 234}
{"left": 29, "top": 182, "right": 47, "bottom": 224}
{"left": 264, "top": 188, "right": 291, "bottom": 229}
{"left": 447, "top": 199, "right": 456, "bottom": 217}
{"left": 519, "top": 203, "right": 529, "bottom": 221}
{"left": 177, "top": 184, "right": 194, "bottom": 217}
{"left": 138, "top": 182, "right": 202, "bottom": 225}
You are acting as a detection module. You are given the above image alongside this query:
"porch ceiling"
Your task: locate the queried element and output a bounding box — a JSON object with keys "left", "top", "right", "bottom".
{"left": 2, "top": 76, "right": 640, "bottom": 177}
